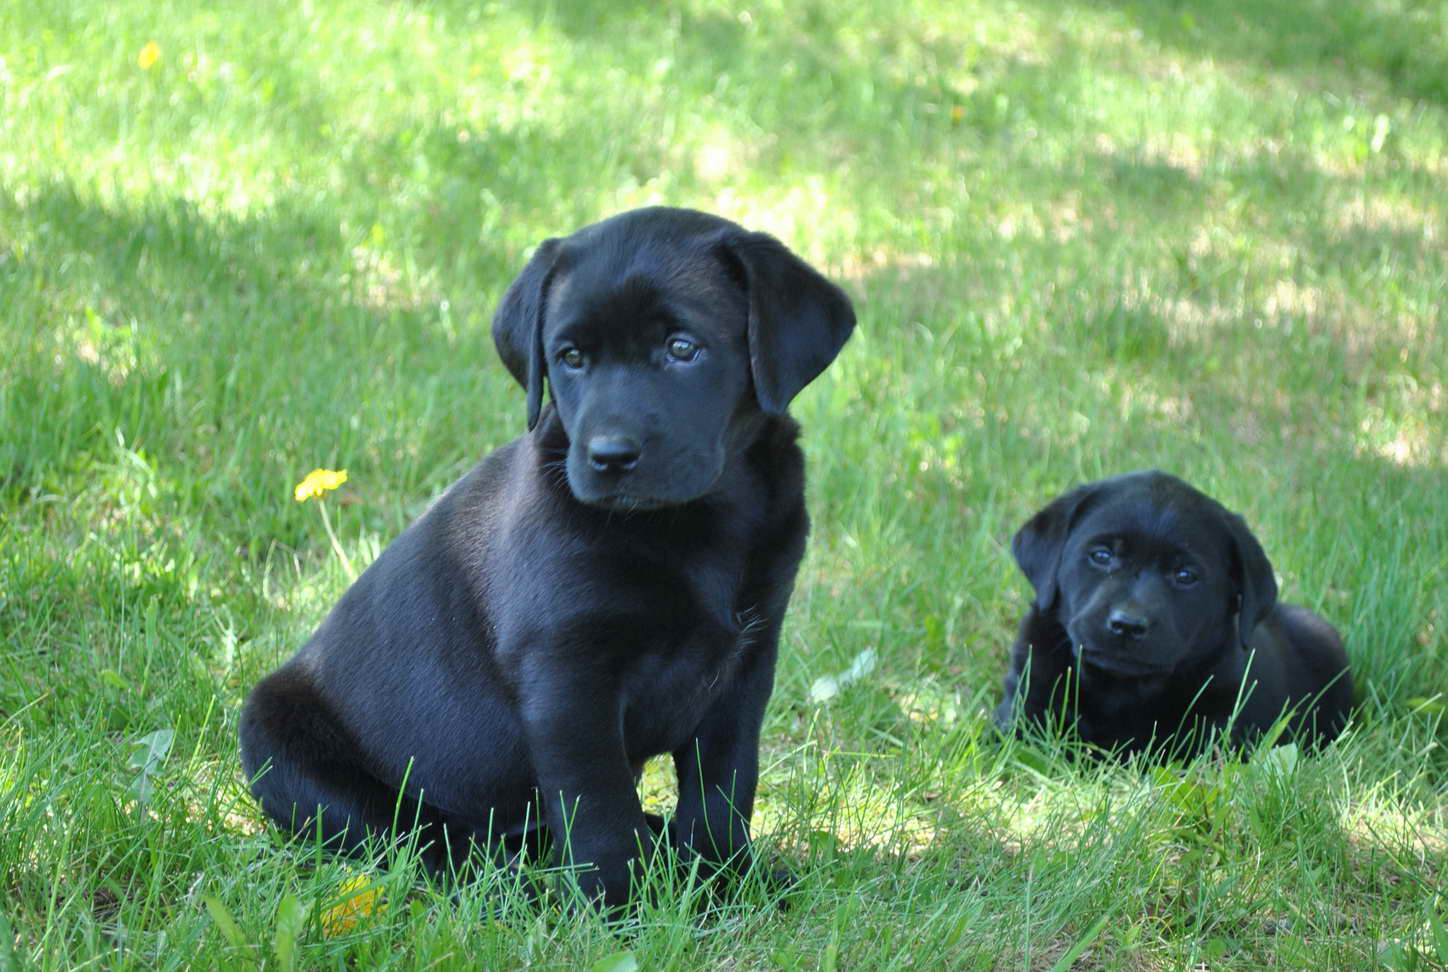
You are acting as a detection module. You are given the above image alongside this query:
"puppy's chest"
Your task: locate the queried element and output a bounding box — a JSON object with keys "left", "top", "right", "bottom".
{"left": 619, "top": 603, "right": 759, "bottom": 758}
{"left": 1076, "top": 676, "right": 1220, "bottom": 750}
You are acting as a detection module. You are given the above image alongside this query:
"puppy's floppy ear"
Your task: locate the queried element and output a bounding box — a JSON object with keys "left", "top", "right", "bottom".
{"left": 718, "top": 231, "right": 855, "bottom": 415}
{"left": 491, "top": 238, "right": 560, "bottom": 431}
{"left": 1011, "top": 483, "right": 1097, "bottom": 611}
{"left": 1223, "top": 509, "right": 1278, "bottom": 647}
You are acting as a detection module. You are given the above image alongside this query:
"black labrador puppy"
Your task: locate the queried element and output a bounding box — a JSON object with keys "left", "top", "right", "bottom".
{"left": 239, "top": 207, "right": 855, "bottom": 910}
{"left": 995, "top": 470, "right": 1351, "bottom": 756}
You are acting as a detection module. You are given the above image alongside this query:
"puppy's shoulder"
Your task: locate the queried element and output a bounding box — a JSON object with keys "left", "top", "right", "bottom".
{"left": 437, "top": 434, "right": 566, "bottom": 556}
{"left": 748, "top": 416, "right": 807, "bottom": 500}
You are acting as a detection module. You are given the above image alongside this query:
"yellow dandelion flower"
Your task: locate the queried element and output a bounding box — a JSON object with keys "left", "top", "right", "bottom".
{"left": 294, "top": 468, "right": 348, "bottom": 502}
{"left": 137, "top": 41, "right": 161, "bottom": 70}
{"left": 321, "top": 873, "right": 386, "bottom": 936}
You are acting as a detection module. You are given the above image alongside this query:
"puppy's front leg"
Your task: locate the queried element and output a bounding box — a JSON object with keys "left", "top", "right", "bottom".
{"left": 998, "top": 607, "right": 1077, "bottom": 732}
{"left": 671, "top": 639, "right": 777, "bottom": 882}
{"left": 520, "top": 668, "right": 651, "bottom": 911}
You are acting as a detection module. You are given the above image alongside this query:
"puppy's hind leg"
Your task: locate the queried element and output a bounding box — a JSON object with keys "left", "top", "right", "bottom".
{"left": 238, "top": 668, "right": 467, "bottom": 878}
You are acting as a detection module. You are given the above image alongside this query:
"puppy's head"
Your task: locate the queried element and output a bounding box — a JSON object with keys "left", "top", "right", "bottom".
{"left": 1012, "top": 471, "right": 1277, "bottom": 677}
{"left": 492, "top": 207, "right": 854, "bottom": 511}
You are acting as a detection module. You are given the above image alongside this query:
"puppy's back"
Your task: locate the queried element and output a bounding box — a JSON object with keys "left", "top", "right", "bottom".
{"left": 1269, "top": 602, "right": 1353, "bottom": 742}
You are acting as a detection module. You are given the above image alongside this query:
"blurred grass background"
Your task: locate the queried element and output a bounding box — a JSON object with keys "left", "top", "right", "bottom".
{"left": 1, "top": 0, "right": 1445, "bottom": 967}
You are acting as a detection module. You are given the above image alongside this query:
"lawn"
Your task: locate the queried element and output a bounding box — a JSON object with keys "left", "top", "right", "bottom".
{"left": 1, "top": 0, "right": 1445, "bottom": 967}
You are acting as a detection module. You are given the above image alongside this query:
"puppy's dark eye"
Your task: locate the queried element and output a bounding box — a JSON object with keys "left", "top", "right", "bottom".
{"left": 1088, "top": 547, "right": 1114, "bottom": 567}
{"left": 559, "top": 347, "right": 585, "bottom": 370}
{"left": 1172, "top": 567, "right": 1199, "bottom": 587}
{"left": 666, "top": 336, "right": 700, "bottom": 362}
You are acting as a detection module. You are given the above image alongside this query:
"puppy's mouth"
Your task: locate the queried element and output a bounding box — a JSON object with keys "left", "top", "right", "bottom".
{"left": 1073, "top": 643, "right": 1175, "bottom": 677}
{"left": 563, "top": 448, "right": 724, "bottom": 513}
{"left": 578, "top": 492, "right": 674, "bottom": 513}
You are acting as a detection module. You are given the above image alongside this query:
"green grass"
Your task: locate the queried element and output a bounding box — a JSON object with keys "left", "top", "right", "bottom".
{"left": 2, "top": 0, "right": 1446, "bottom": 966}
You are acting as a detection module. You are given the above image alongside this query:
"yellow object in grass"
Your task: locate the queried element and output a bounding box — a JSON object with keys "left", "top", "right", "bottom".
{"left": 322, "top": 874, "right": 385, "bottom": 936}
{"left": 294, "top": 468, "right": 348, "bottom": 502}
{"left": 137, "top": 42, "right": 160, "bottom": 70}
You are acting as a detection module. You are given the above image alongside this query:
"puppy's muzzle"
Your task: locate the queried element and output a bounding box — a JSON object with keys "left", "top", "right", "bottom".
{"left": 587, "top": 435, "right": 642, "bottom": 473}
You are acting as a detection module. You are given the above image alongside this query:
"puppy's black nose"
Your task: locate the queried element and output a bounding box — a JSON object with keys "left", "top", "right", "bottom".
{"left": 1106, "top": 609, "right": 1150, "bottom": 639}
{"left": 587, "top": 435, "right": 641, "bottom": 473}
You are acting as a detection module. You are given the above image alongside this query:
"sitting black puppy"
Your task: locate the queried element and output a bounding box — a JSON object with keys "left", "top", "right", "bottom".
{"left": 239, "top": 207, "right": 855, "bottom": 910}
{"left": 995, "top": 470, "right": 1351, "bottom": 756}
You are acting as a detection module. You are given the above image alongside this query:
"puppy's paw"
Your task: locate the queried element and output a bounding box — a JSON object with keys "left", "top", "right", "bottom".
{"left": 691, "top": 855, "right": 798, "bottom": 910}
{"left": 760, "top": 863, "right": 800, "bottom": 910}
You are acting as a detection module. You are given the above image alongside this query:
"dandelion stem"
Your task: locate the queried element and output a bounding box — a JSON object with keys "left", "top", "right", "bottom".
{"left": 317, "top": 501, "right": 355, "bottom": 578}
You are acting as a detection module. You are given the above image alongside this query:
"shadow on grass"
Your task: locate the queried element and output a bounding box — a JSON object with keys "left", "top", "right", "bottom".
{"left": 0, "top": 176, "right": 536, "bottom": 533}
{"left": 1031, "top": 0, "right": 1448, "bottom": 105}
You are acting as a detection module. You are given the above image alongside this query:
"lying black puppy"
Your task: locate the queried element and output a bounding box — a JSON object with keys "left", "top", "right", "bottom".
{"left": 239, "top": 207, "right": 855, "bottom": 910}
{"left": 995, "top": 471, "right": 1351, "bottom": 756}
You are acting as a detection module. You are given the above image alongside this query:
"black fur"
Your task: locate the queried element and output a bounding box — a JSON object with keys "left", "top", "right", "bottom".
{"left": 239, "top": 207, "right": 855, "bottom": 910}
{"left": 996, "top": 471, "right": 1352, "bottom": 756}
